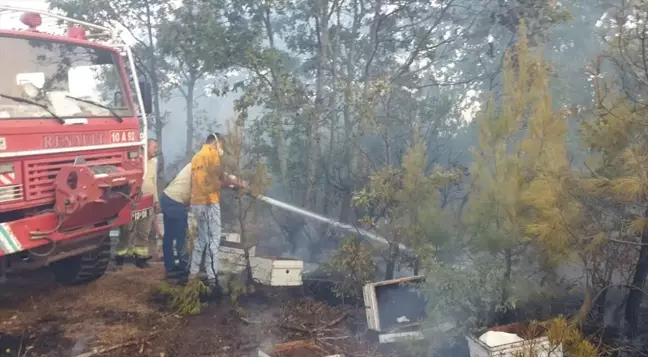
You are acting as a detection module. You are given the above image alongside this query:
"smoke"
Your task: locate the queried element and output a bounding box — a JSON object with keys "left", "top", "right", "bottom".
{"left": 69, "top": 335, "right": 92, "bottom": 357}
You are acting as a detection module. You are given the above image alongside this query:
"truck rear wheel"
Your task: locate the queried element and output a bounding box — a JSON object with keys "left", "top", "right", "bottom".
{"left": 50, "top": 234, "right": 111, "bottom": 286}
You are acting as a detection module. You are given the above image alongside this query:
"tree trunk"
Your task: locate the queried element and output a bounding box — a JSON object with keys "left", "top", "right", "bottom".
{"left": 184, "top": 81, "right": 195, "bottom": 157}
{"left": 145, "top": 0, "right": 165, "bottom": 188}
{"left": 498, "top": 248, "right": 513, "bottom": 323}
{"left": 263, "top": 8, "right": 289, "bottom": 190}
{"left": 339, "top": 0, "right": 360, "bottom": 224}
{"left": 305, "top": 0, "right": 329, "bottom": 210}
{"left": 625, "top": 206, "right": 648, "bottom": 338}
{"left": 323, "top": 9, "right": 341, "bottom": 216}
{"left": 339, "top": 192, "right": 353, "bottom": 223}
{"left": 502, "top": 248, "right": 512, "bottom": 303}
{"left": 385, "top": 244, "right": 400, "bottom": 280}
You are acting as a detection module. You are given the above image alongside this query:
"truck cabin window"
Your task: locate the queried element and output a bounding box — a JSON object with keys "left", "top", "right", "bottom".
{"left": 0, "top": 35, "right": 132, "bottom": 119}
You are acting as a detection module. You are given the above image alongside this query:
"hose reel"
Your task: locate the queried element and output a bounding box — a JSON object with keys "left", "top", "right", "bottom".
{"left": 52, "top": 162, "right": 143, "bottom": 230}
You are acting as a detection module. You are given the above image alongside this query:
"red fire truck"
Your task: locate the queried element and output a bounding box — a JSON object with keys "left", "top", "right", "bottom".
{"left": 0, "top": 6, "right": 155, "bottom": 285}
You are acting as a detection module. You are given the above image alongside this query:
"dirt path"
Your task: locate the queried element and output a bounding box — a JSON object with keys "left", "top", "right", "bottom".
{"left": 0, "top": 265, "right": 388, "bottom": 357}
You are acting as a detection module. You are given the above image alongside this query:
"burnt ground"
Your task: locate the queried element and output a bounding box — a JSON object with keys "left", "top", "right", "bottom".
{"left": 0, "top": 264, "right": 392, "bottom": 357}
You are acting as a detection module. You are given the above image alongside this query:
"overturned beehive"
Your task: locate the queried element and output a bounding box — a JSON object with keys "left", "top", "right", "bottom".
{"left": 363, "top": 276, "right": 428, "bottom": 343}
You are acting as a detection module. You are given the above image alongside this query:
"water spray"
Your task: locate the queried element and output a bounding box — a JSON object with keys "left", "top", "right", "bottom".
{"left": 253, "top": 194, "right": 409, "bottom": 251}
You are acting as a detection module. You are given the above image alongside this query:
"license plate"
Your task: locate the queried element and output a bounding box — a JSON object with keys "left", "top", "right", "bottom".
{"left": 132, "top": 207, "right": 152, "bottom": 221}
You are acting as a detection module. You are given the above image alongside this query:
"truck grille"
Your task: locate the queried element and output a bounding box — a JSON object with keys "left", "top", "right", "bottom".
{"left": 0, "top": 185, "right": 23, "bottom": 203}
{"left": 24, "top": 152, "right": 125, "bottom": 201}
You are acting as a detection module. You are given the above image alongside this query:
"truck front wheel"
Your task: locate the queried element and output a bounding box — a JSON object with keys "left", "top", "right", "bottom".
{"left": 50, "top": 234, "right": 111, "bottom": 286}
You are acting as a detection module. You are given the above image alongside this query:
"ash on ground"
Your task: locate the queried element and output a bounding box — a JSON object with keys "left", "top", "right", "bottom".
{"left": 0, "top": 264, "right": 399, "bottom": 357}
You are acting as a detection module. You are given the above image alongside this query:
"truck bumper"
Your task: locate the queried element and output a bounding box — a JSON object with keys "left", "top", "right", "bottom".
{"left": 0, "top": 193, "right": 154, "bottom": 258}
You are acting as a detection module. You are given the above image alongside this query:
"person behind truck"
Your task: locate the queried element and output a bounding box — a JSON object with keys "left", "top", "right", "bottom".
{"left": 115, "top": 139, "right": 159, "bottom": 269}
{"left": 160, "top": 163, "right": 192, "bottom": 281}
{"left": 189, "top": 133, "right": 247, "bottom": 291}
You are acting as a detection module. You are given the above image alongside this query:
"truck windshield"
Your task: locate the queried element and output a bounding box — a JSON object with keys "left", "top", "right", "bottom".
{"left": 0, "top": 35, "right": 132, "bottom": 119}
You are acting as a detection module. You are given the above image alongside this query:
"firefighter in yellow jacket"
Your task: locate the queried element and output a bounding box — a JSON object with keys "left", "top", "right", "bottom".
{"left": 189, "top": 133, "right": 247, "bottom": 289}
{"left": 115, "top": 139, "right": 159, "bottom": 268}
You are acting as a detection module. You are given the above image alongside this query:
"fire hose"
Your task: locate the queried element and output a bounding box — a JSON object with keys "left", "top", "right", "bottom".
{"left": 249, "top": 194, "right": 409, "bottom": 252}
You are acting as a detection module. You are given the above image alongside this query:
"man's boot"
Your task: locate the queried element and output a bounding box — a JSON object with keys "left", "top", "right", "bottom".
{"left": 107, "top": 257, "right": 121, "bottom": 272}
{"left": 113, "top": 255, "right": 125, "bottom": 269}
{"left": 135, "top": 256, "right": 152, "bottom": 269}
{"left": 211, "top": 282, "right": 224, "bottom": 299}
{"left": 206, "top": 279, "right": 224, "bottom": 301}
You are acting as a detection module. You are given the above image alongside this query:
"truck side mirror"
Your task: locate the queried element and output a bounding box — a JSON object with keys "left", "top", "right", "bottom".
{"left": 138, "top": 81, "right": 153, "bottom": 115}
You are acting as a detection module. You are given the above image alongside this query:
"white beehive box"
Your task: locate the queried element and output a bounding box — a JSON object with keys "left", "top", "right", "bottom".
{"left": 222, "top": 232, "right": 241, "bottom": 243}
{"left": 467, "top": 323, "right": 563, "bottom": 357}
{"left": 219, "top": 233, "right": 256, "bottom": 274}
{"left": 250, "top": 256, "right": 303, "bottom": 286}
{"left": 363, "top": 276, "right": 428, "bottom": 343}
{"left": 217, "top": 232, "right": 303, "bottom": 286}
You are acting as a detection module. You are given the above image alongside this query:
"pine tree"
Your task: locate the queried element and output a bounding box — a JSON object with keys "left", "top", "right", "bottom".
{"left": 578, "top": 57, "right": 648, "bottom": 338}
{"left": 465, "top": 22, "right": 544, "bottom": 314}
{"left": 353, "top": 126, "right": 459, "bottom": 279}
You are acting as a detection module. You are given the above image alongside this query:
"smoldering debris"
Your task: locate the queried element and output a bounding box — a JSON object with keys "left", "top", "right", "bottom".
{"left": 259, "top": 340, "right": 344, "bottom": 357}
{"left": 270, "top": 298, "right": 380, "bottom": 357}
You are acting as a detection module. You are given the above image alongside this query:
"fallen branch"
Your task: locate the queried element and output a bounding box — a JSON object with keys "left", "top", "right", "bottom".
{"left": 239, "top": 316, "right": 261, "bottom": 324}
{"left": 317, "top": 336, "right": 351, "bottom": 341}
{"left": 279, "top": 323, "right": 311, "bottom": 334}
{"left": 280, "top": 313, "right": 348, "bottom": 335}
{"left": 314, "top": 313, "right": 347, "bottom": 332}
{"left": 75, "top": 331, "right": 161, "bottom": 357}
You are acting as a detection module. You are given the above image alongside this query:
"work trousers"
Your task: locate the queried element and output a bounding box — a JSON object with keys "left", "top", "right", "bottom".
{"left": 161, "top": 193, "right": 189, "bottom": 274}
{"left": 116, "top": 215, "right": 154, "bottom": 257}
{"left": 189, "top": 204, "right": 221, "bottom": 283}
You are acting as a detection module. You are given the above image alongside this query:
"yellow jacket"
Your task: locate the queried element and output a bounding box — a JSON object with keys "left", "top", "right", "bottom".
{"left": 190, "top": 144, "right": 222, "bottom": 205}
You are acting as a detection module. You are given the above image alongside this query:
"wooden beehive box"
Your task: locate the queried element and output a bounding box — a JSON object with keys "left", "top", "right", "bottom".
{"left": 363, "top": 276, "right": 428, "bottom": 343}
{"left": 219, "top": 233, "right": 256, "bottom": 274}
{"left": 250, "top": 256, "right": 303, "bottom": 286}
{"left": 217, "top": 233, "right": 303, "bottom": 286}
{"left": 466, "top": 322, "right": 564, "bottom": 357}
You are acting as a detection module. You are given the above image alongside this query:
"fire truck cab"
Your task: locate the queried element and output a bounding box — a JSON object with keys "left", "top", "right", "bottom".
{"left": 0, "top": 6, "right": 155, "bottom": 285}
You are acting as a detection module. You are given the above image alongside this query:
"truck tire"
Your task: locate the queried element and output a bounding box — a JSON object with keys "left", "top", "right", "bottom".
{"left": 50, "top": 235, "right": 111, "bottom": 286}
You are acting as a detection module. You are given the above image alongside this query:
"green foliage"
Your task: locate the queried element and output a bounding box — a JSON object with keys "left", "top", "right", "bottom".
{"left": 220, "top": 272, "right": 254, "bottom": 316}
{"left": 157, "top": 0, "right": 259, "bottom": 74}
{"left": 431, "top": 22, "right": 590, "bottom": 342}
{"left": 464, "top": 19, "right": 594, "bottom": 280}
{"left": 421, "top": 256, "right": 525, "bottom": 348}
{"left": 323, "top": 236, "right": 376, "bottom": 300}
{"left": 352, "top": 131, "right": 461, "bottom": 279}
{"left": 465, "top": 23, "right": 537, "bottom": 266}
{"left": 152, "top": 280, "right": 210, "bottom": 316}
{"left": 354, "top": 132, "right": 460, "bottom": 246}
{"left": 546, "top": 317, "right": 600, "bottom": 357}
